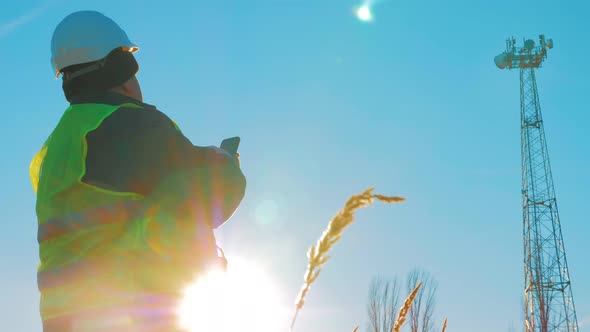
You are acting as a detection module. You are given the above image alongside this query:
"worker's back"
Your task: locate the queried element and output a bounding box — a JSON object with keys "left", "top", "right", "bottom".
{"left": 34, "top": 11, "right": 246, "bottom": 331}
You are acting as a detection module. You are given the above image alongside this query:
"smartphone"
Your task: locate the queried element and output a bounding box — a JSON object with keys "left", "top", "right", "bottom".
{"left": 220, "top": 136, "right": 241, "bottom": 155}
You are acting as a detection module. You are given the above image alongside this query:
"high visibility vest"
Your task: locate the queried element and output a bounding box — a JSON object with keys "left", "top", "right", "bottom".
{"left": 30, "top": 103, "right": 218, "bottom": 323}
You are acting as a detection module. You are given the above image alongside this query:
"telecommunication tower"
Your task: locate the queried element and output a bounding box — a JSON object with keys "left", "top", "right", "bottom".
{"left": 495, "top": 36, "right": 579, "bottom": 332}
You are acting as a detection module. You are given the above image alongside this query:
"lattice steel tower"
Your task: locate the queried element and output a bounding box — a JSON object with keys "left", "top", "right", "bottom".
{"left": 495, "top": 36, "right": 579, "bottom": 332}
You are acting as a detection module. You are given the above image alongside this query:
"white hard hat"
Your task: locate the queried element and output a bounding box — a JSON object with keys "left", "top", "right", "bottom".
{"left": 50, "top": 11, "right": 139, "bottom": 77}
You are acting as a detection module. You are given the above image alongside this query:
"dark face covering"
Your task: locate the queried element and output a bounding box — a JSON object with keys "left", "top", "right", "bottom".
{"left": 61, "top": 48, "right": 139, "bottom": 102}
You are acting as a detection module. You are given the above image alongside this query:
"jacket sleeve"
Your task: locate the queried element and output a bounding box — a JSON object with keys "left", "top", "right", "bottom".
{"left": 84, "top": 106, "right": 246, "bottom": 229}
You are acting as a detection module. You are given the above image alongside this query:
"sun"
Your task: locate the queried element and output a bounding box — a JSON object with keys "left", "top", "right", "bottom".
{"left": 356, "top": 5, "right": 373, "bottom": 22}
{"left": 177, "top": 256, "right": 287, "bottom": 332}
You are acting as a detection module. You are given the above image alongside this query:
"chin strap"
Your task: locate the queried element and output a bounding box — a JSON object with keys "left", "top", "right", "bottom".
{"left": 63, "top": 57, "right": 108, "bottom": 81}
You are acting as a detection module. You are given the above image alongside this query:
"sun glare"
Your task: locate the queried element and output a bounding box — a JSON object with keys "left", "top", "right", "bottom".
{"left": 356, "top": 5, "right": 373, "bottom": 22}
{"left": 177, "top": 257, "right": 287, "bottom": 332}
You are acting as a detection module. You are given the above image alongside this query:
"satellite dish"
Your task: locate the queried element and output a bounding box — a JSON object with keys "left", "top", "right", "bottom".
{"left": 524, "top": 39, "right": 535, "bottom": 50}
{"left": 546, "top": 38, "right": 554, "bottom": 49}
{"left": 494, "top": 53, "right": 509, "bottom": 69}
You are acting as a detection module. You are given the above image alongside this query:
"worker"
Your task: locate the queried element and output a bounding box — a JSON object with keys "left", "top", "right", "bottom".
{"left": 29, "top": 10, "right": 246, "bottom": 331}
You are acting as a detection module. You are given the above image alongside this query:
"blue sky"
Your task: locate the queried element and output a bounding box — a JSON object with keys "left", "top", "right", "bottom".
{"left": 1, "top": 0, "right": 589, "bottom": 331}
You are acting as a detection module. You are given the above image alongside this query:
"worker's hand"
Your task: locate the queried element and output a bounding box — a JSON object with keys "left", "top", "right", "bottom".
{"left": 205, "top": 146, "right": 240, "bottom": 167}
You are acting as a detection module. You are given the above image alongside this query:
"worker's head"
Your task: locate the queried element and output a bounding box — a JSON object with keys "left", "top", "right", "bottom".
{"left": 50, "top": 11, "right": 142, "bottom": 102}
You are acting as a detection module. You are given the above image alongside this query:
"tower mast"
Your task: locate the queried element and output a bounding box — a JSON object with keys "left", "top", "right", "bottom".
{"left": 495, "top": 36, "right": 579, "bottom": 332}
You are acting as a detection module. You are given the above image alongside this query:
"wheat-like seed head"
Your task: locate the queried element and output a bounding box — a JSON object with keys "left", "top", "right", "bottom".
{"left": 352, "top": 326, "right": 359, "bottom": 332}
{"left": 392, "top": 281, "right": 423, "bottom": 332}
{"left": 441, "top": 318, "right": 448, "bottom": 332}
{"left": 290, "top": 187, "right": 405, "bottom": 330}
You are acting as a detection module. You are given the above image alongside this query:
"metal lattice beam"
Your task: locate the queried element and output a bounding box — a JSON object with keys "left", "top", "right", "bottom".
{"left": 520, "top": 67, "right": 578, "bottom": 332}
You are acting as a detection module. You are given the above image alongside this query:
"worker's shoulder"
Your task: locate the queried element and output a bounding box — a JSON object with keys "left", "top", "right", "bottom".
{"left": 101, "top": 103, "right": 176, "bottom": 131}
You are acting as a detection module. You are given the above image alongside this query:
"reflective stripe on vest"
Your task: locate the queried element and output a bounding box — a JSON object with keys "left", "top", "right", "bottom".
{"left": 42, "top": 292, "right": 180, "bottom": 330}
{"left": 38, "top": 200, "right": 144, "bottom": 242}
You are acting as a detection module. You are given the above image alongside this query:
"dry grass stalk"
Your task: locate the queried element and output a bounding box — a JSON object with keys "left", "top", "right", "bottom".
{"left": 352, "top": 326, "right": 359, "bottom": 332}
{"left": 392, "top": 281, "right": 423, "bottom": 332}
{"left": 290, "top": 187, "right": 405, "bottom": 330}
{"left": 441, "top": 318, "right": 448, "bottom": 332}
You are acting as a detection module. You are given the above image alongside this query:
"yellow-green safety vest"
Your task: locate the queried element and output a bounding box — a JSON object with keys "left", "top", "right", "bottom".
{"left": 30, "top": 102, "right": 217, "bottom": 322}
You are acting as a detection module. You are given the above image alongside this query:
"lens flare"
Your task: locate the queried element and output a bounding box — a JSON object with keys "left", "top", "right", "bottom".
{"left": 255, "top": 199, "right": 279, "bottom": 226}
